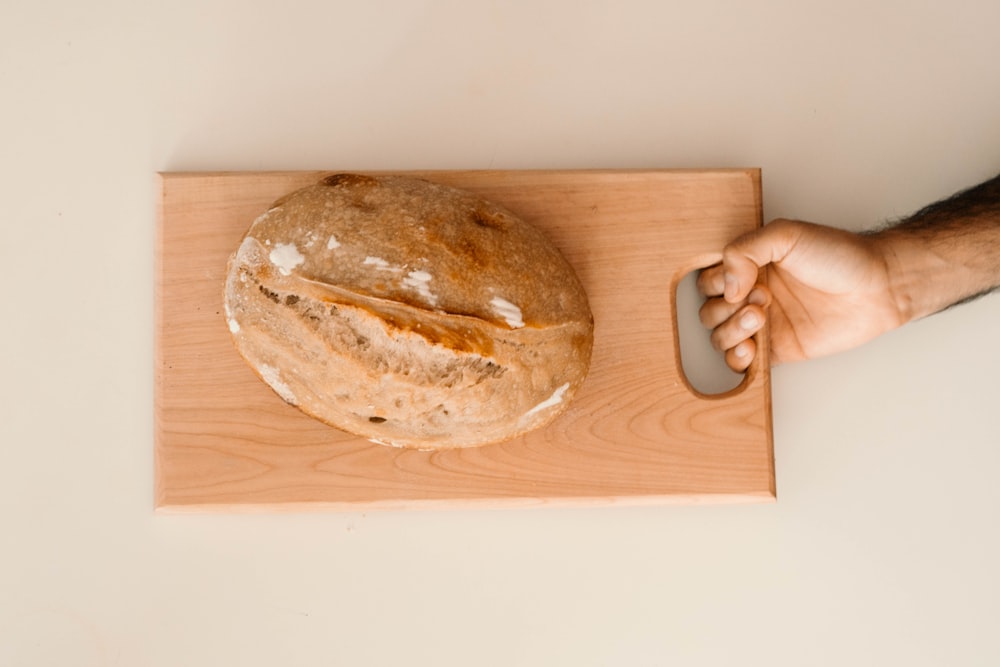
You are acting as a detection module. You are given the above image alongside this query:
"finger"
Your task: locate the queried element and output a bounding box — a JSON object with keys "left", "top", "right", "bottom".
{"left": 710, "top": 303, "right": 767, "bottom": 352}
{"left": 699, "top": 295, "right": 743, "bottom": 330}
{"left": 747, "top": 284, "right": 772, "bottom": 309}
{"left": 720, "top": 250, "right": 758, "bottom": 303}
{"left": 700, "top": 286, "right": 770, "bottom": 329}
{"left": 725, "top": 338, "right": 756, "bottom": 373}
{"left": 696, "top": 264, "right": 726, "bottom": 297}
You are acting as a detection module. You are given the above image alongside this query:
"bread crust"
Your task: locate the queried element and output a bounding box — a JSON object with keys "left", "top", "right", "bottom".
{"left": 223, "top": 174, "right": 593, "bottom": 449}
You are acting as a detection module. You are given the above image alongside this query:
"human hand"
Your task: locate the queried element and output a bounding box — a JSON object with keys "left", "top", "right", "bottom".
{"left": 697, "top": 219, "right": 905, "bottom": 371}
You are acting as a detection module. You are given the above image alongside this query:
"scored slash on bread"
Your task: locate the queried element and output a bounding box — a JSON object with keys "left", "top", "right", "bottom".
{"left": 223, "top": 173, "right": 594, "bottom": 449}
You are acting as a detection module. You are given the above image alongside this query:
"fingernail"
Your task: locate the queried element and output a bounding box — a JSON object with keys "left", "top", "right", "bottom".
{"left": 724, "top": 273, "right": 739, "bottom": 300}
{"left": 748, "top": 288, "right": 767, "bottom": 306}
{"left": 740, "top": 311, "right": 759, "bottom": 329}
{"left": 734, "top": 342, "right": 749, "bottom": 358}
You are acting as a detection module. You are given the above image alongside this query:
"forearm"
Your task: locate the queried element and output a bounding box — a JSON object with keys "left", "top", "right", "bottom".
{"left": 872, "top": 173, "right": 1000, "bottom": 323}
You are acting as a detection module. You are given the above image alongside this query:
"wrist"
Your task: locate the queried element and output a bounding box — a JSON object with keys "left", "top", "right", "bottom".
{"left": 869, "top": 231, "right": 915, "bottom": 325}
{"left": 870, "top": 228, "right": 966, "bottom": 324}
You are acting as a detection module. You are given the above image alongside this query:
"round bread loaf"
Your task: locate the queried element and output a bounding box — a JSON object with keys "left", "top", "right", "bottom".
{"left": 223, "top": 173, "right": 593, "bottom": 449}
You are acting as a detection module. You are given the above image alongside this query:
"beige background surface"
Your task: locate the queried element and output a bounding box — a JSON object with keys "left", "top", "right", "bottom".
{"left": 2, "top": 1, "right": 998, "bottom": 665}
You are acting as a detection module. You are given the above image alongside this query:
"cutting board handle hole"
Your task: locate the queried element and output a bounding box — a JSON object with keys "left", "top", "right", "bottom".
{"left": 674, "top": 269, "right": 745, "bottom": 396}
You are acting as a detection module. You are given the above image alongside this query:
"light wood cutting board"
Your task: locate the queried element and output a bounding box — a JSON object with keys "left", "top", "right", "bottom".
{"left": 155, "top": 169, "right": 773, "bottom": 511}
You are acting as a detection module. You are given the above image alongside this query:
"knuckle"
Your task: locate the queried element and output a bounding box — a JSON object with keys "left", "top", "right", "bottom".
{"left": 698, "top": 302, "right": 715, "bottom": 328}
{"left": 709, "top": 328, "right": 725, "bottom": 352}
{"left": 696, "top": 268, "right": 720, "bottom": 295}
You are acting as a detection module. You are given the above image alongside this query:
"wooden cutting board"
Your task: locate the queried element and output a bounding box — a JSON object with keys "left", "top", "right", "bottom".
{"left": 155, "top": 169, "right": 773, "bottom": 511}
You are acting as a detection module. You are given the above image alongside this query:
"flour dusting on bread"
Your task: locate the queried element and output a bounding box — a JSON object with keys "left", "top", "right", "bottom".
{"left": 489, "top": 297, "right": 525, "bottom": 329}
{"left": 268, "top": 243, "right": 305, "bottom": 276}
{"left": 402, "top": 270, "right": 437, "bottom": 306}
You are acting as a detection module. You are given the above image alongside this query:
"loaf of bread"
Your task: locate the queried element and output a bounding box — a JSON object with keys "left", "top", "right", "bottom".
{"left": 223, "top": 173, "right": 593, "bottom": 449}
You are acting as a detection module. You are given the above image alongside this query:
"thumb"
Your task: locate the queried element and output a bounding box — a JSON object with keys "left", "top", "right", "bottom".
{"left": 721, "top": 219, "right": 803, "bottom": 302}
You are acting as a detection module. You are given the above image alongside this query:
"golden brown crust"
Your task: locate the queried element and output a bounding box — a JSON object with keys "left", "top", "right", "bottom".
{"left": 223, "top": 174, "right": 593, "bottom": 449}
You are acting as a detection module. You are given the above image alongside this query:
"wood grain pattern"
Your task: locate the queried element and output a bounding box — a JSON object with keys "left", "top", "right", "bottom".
{"left": 155, "top": 169, "right": 774, "bottom": 511}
